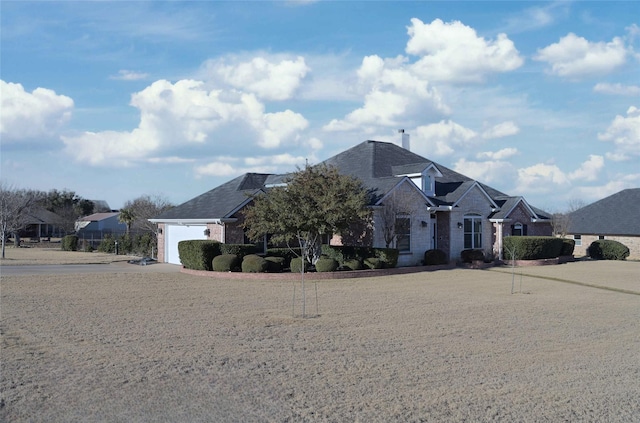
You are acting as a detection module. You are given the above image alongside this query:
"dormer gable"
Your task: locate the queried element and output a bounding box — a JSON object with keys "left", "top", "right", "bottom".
{"left": 392, "top": 163, "right": 443, "bottom": 197}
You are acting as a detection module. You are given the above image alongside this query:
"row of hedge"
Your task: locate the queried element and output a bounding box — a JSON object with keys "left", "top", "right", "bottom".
{"left": 61, "top": 233, "right": 156, "bottom": 256}
{"left": 502, "top": 236, "right": 575, "bottom": 260}
{"left": 177, "top": 240, "right": 400, "bottom": 272}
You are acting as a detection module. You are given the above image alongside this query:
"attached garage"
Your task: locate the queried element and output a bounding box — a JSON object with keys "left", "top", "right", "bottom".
{"left": 164, "top": 224, "right": 207, "bottom": 265}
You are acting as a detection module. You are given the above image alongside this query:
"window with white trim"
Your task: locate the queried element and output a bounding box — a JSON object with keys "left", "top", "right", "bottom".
{"left": 574, "top": 234, "right": 582, "bottom": 246}
{"left": 395, "top": 215, "right": 411, "bottom": 252}
{"left": 464, "top": 214, "right": 482, "bottom": 249}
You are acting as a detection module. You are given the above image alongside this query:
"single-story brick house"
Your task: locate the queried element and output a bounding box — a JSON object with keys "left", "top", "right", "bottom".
{"left": 150, "top": 139, "right": 552, "bottom": 266}
{"left": 565, "top": 188, "right": 640, "bottom": 260}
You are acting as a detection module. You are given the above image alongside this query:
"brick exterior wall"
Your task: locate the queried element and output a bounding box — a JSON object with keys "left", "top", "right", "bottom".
{"left": 569, "top": 234, "right": 640, "bottom": 260}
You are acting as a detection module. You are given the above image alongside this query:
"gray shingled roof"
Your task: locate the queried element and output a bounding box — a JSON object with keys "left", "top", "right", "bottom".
{"left": 567, "top": 188, "right": 640, "bottom": 236}
{"left": 153, "top": 140, "right": 550, "bottom": 221}
{"left": 154, "top": 173, "right": 273, "bottom": 220}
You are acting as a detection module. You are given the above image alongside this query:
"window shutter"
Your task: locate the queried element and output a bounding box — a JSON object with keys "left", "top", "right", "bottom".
{"left": 523, "top": 224, "right": 528, "bottom": 236}
{"left": 511, "top": 224, "right": 515, "bottom": 234}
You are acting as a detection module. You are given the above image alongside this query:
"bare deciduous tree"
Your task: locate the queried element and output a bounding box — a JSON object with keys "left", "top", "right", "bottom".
{"left": 0, "top": 183, "right": 38, "bottom": 258}
{"left": 123, "top": 194, "right": 174, "bottom": 236}
{"left": 378, "top": 185, "right": 420, "bottom": 249}
{"left": 551, "top": 198, "right": 586, "bottom": 237}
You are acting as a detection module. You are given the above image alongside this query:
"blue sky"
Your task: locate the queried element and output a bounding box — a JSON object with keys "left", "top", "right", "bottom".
{"left": 1, "top": 1, "right": 638, "bottom": 211}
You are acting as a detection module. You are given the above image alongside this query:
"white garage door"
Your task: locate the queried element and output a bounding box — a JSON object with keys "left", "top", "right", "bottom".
{"left": 165, "top": 224, "right": 207, "bottom": 265}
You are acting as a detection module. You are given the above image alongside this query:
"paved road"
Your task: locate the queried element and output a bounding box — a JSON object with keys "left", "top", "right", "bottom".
{"left": 1, "top": 262, "right": 181, "bottom": 276}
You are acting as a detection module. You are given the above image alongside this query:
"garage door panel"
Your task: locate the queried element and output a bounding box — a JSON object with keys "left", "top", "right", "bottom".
{"left": 166, "top": 225, "right": 207, "bottom": 265}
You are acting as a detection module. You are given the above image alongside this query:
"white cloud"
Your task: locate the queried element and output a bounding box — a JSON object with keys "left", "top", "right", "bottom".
{"left": 482, "top": 121, "right": 520, "bottom": 139}
{"left": 412, "top": 120, "right": 478, "bottom": 158}
{"left": 598, "top": 106, "right": 640, "bottom": 161}
{"left": 194, "top": 153, "right": 308, "bottom": 179}
{"left": 535, "top": 33, "right": 628, "bottom": 78}
{"left": 0, "top": 80, "right": 73, "bottom": 141}
{"left": 244, "top": 153, "right": 307, "bottom": 167}
{"left": 323, "top": 54, "right": 449, "bottom": 133}
{"left": 593, "top": 83, "right": 640, "bottom": 96}
{"left": 516, "top": 163, "right": 569, "bottom": 193}
{"left": 62, "top": 78, "right": 309, "bottom": 165}
{"left": 568, "top": 155, "right": 604, "bottom": 181}
{"left": 574, "top": 173, "right": 640, "bottom": 202}
{"left": 194, "top": 161, "right": 239, "bottom": 177}
{"left": 110, "top": 70, "right": 149, "bottom": 81}
{"left": 453, "top": 158, "right": 516, "bottom": 185}
{"left": 406, "top": 18, "right": 523, "bottom": 83}
{"left": 500, "top": 2, "right": 568, "bottom": 34}
{"left": 202, "top": 55, "right": 309, "bottom": 101}
{"left": 477, "top": 147, "right": 518, "bottom": 160}
{"left": 260, "top": 109, "right": 309, "bottom": 149}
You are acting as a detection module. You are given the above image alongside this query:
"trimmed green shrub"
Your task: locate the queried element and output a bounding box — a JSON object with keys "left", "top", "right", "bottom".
{"left": 587, "top": 240, "right": 629, "bottom": 260}
{"left": 242, "top": 254, "right": 268, "bottom": 273}
{"left": 265, "top": 256, "right": 285, "bottom": 273}
{"left": 213, "top": 254, "right": 240, "bottom": 272}
{"left": 560, "top": 238, "right": 575, "bottom": 256}
{"left": 290, "top": 257, "right": 310, "bottom": 273}
{"left": 178, "top": 240, "right": 222, "bottom": 271}
{"left": 266, "top": 248, "right": 302, "bottom": 268}
{"left": 460, "top": 249, "right": 485, "bottom": 263}
{"left": 424, "top": 249, "right": 448, "bottom": 266}
{"left": 61, "top": 235, "right": 78, "bottom": 251}
{"left": 502, "top": 236, "right": 563, "bottom": 260}
{"left": 372, "top": 248, "right": 398, "bottom": 268}
{"left": 315, "top": 257, "right": 339, "bottom": 272}
{"left": 363, "top": 257, "right": 383, "bottom": 269}
{"left": 342, "top": 258, "right": 362, "bottom": 271}
{"left": 220, "top": 244, "right": 257, "bottom": 258}
{"left": 320, "top": 245, "right": 399, "bottom": 269}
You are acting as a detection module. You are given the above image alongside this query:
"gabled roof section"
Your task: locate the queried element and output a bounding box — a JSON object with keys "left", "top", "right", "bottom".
{"left": 374, "top": 177, "right": 435, "bottom": 207}
{"left": 450, "top": 181, "right": 499, "bottom": 209}
{"left": 26, "top": 207, "right": 64, "bottom": 225}
{"left": 567, "top": 188, "right": 640, "bottom": 236}
{"left": 153, "top": 173, "right": 275, "bottom": 221}
{"left": 489, "top": 196, "right": 550, "bottom": 220}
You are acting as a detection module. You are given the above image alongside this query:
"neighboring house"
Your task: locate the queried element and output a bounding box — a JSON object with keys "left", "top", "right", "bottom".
{"left": 21, "top": 207, "right": 65, "bottom": 239}
{"left": 565, "top": 188, "right": 640, "bottom": 260}
{"left": 151, "top": 139, "right": 552, "bottom": 266}
{"left": 75, "top": 212, "right": 128, "bottom": 238}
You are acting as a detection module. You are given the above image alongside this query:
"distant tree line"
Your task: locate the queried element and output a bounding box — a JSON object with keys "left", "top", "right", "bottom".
{"left": 0, "top": 182, "right": 172, "bottom": 258}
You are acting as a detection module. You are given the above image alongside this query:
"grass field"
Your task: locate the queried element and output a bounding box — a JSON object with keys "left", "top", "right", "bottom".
{"left": 1, "top": 249, "right": 639, "bottom": 422}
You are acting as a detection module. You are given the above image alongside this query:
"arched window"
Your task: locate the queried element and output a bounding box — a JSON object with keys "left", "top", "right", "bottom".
{"left": 511, "top": 222, "right": 527, "bottom": 236}
{"left": 464, "top": 214, "right": 482, "bottom": 249}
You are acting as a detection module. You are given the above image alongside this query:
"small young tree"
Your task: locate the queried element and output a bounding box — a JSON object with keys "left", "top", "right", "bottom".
{"left": 503, "top": 237, "right": 522, "bottom": 294}
{"left": 243, "top": 164, "right": 372, "bottom": 317}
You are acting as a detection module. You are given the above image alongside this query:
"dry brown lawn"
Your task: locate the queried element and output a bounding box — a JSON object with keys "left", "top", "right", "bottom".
{"left": 1, "top": 249, "right": 639, "bottom": 422}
